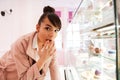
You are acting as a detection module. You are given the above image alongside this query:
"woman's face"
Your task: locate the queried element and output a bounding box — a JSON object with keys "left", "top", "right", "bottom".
{"left": 36, "top": 17, "right": 59, "bottom": 44}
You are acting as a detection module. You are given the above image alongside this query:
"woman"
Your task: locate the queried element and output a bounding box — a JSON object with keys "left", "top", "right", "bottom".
{"left": 0, "top": 6, "right": 61, "bottom": 80}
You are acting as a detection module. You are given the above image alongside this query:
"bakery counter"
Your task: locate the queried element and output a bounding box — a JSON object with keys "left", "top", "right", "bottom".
{"left": 59, "top": 66, "right": 116, "bottom": 80}
{"left": 77, "top": 56, "right": 116, "bottom": 80}
{"left": 59, "top": 51, "right": 116, "bottom": 80}
{"left": 69, "top": 53, "right": 116, "bottom": 80}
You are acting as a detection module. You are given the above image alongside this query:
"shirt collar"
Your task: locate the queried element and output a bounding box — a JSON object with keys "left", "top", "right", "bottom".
{"left": 32, "top": 33, "right": 38, "bottom": 51}
{"left": 32, "top": 33, "right": 40, "bottom": 61}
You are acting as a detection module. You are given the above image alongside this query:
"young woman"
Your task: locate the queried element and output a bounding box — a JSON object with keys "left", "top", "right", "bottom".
{"left": 0, "top": 6, "right": 61, "bottom": 80}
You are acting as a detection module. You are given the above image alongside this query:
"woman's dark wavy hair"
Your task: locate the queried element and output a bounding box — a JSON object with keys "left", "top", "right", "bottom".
{"left": 38, "top": 6, "right": 61, "bottom": 30}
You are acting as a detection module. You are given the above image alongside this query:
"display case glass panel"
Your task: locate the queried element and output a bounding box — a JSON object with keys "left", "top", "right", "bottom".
{"left": 64, "top": 0, "right": 120, "bottom": 80}
{"left": 114, "top": 0, "right": 120, "bottom": 79}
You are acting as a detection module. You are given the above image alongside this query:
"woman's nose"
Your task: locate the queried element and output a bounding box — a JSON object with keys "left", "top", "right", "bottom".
{"left": 49, "top": 31, "right": 55, "bottom": 37}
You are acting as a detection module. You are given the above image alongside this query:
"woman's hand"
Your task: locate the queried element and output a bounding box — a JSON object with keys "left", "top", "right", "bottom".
{"left": 36, "top": 40, "right": 56, "bottom": 71}
{"left": 38, "top": 40, "right": 56, "bottom": 63}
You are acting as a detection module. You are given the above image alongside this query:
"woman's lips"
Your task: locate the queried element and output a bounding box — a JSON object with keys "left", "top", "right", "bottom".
{"left": 46, "top": 39, "right": 52, "bottom": 42}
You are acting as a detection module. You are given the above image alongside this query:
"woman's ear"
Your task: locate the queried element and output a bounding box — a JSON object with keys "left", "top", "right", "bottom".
{"left": 36, "top": 24, "right": 40, "bottom": 32}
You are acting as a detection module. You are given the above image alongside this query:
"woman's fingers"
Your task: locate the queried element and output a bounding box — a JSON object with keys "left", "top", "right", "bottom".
{"left": 48, "top": 41, "right": 54, "bottom": 50}
{"left": 39, "top": 40, "right": 56, "bottom": 61}
{"left": 41, "top": 40, "right": 49, "bottom": 52}
{"left": 50, "top": 48, "right": 56, "bottom": 56}
{"left": 47, "top": 41, "right": 56, "bottom": 56}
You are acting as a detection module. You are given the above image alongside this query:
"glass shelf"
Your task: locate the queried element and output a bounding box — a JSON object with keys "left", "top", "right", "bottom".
{"left": 63, "top": 0, "right": 120, "bottom": 80}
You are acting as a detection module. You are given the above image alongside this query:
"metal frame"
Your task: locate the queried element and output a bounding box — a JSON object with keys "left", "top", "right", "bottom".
{"left": 113, "top": 0, "right": 120, "bottom": 79}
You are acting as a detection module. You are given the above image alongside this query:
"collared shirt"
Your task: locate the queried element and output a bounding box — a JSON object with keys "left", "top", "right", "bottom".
{"left": 32, "top": 33, "right": 51, "bottom": 80}
{"left": 32, "top": 33, "right": 40, "bottom": 61}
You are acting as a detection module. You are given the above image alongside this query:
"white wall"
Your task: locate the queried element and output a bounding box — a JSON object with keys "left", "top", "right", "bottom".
{"left": 0, "top": 0, "right": 39, "bottom": 56}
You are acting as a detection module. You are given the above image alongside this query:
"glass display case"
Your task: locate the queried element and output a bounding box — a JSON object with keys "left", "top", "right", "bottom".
{"left": 63, "top": 0, "right": 120, "bottom": 80}
{"left": 114, "top": 0, "right": 120, "bottom": 79}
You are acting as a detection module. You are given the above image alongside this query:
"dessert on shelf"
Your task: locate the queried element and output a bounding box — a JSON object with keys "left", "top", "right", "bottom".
{"left": 81, "top": 69, "right": 101, "bottom": 80}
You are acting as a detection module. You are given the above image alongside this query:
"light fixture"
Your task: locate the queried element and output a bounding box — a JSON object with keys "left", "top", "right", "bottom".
{"left": 1, "top": 9, "right": 13, "bottom": 16}
{"left": 1, "top": 11, "right": 5, "bottom": 16}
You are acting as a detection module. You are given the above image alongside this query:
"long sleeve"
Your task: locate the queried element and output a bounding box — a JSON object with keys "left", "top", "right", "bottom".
{"left": 49, "top": 54, "right": 61, "bottom": 80}
{"left": 11, "top": 37, "right": 43, "bottom": 80}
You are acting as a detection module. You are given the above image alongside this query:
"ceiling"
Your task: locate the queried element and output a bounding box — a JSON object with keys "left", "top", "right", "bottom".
{"left": 38, "top": 0, "right": 82, "bottom": 9}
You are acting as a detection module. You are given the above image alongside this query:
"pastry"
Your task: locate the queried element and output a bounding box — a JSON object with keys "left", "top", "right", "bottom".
{"left": 94, "top": 70, "right": 101, "bottom": 79}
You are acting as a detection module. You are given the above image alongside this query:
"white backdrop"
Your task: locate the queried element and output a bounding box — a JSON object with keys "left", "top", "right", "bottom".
{"left": 0, "top": 0, "right": 40, "bottom": 56}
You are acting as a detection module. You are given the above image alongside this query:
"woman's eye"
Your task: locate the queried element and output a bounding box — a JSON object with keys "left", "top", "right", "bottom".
{"left": 55, "top": 29, "right": 59, "bottom": 32}
{"left": 45, "top": 27, "right": 50, "bottom": 31}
